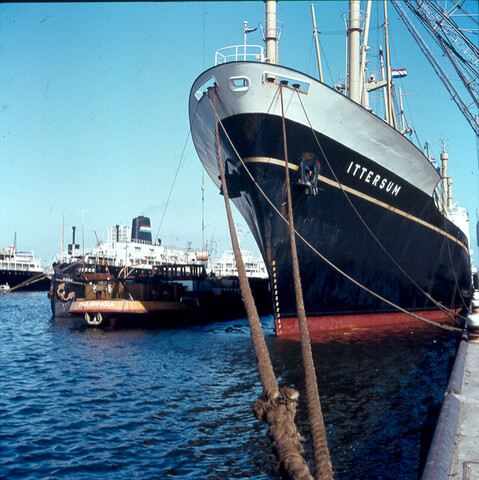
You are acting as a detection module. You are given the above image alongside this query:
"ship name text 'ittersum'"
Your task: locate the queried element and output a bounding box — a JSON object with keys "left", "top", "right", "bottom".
{"left": 346, "top": 161, "right": 402, "bottom": 196}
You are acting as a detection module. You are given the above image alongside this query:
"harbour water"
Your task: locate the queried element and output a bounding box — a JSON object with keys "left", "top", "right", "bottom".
{"left": 1, "top": 292, "right": 458, "bottom": 479}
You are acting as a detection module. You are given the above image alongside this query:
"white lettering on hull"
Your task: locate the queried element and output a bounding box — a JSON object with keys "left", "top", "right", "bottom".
{"left": 346, "top": 161, "right": 401, "bottom": 196}
{"left": 78, "top": 301, "right": 115, "bottom": 309}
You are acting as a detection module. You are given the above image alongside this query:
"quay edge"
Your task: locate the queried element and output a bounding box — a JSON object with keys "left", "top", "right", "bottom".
{"left": 421, "top": 297, "right": 479, "bottom": 479}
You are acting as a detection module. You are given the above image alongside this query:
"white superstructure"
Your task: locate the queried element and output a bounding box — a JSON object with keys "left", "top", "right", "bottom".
{"left": 56, "top": 223, "right": 201, "bottom": 271}
{"left": 0, "top": 245, "right": 43, "bottom": 274}
{"left": 208, "top": 250, "right": 268, "bottom": 279}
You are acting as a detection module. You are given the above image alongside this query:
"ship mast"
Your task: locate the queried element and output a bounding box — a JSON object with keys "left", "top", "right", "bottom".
{"left": 383, "top": 0, "right": 395, "bottom": 127}
{"left": 440, "top": 139, "right": 449, "bottom": 215}
{"left": 348, "top": 0, "right": 361, "bottom": 103}
{"left": 265, "top": 0, "right": 278, "bottom": 64}
{"left": 311, "top": 3, "right": 323, "bottom": 82}
{"left": 359, "top": 0, "right": 372, "bottom": 106}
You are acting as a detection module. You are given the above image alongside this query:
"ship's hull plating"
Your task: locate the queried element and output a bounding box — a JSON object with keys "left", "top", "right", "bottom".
{"left": 189, "top": 62, "right": 472, "bottom": 335}
{"left": 0, "top": 269, "right": 50, "bottom": 291}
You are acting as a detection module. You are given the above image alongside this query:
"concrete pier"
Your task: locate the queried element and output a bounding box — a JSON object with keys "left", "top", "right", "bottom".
{"left": 450, "top": 334, "right": 479, "bottom": 479}
{"left": 421, "top": 324, "right": 479, "bottom": 479}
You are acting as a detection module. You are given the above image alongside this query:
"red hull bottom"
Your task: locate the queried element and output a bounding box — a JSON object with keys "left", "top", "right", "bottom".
{"left": 275, "top": 309, "right": 460, "bottom": 338}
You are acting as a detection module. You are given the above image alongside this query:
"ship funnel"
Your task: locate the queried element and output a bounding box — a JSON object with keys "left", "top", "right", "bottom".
{"left": 131, "top": 216, "right": 152, "bottom": 244}
{"left": 68, "top": 226, "right": 79, "bottom": 255}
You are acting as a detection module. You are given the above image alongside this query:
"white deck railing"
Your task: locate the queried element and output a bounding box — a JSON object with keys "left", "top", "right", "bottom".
{"left": 215, "top": 45, "right": 265, "bottom": 65}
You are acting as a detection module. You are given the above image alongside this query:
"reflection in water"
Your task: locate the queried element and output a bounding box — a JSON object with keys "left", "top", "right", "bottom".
{"left": 1, "top": 293, "right": 456, "bottom": 479}
{"left": 269, "top": 322, "right": 455, "bottom": 479}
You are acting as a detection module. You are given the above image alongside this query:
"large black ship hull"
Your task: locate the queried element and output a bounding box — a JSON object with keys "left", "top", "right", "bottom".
{"left": 224, "top": 115, "right": 471, "bottom": 334}
{"left": 0, "top": 270, "right": 51, "bottom": 291}
{"left": 189, "top": 62, "right": 472, "bottom": 335}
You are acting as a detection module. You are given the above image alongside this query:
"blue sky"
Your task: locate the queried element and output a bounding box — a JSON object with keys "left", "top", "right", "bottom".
{"left": 1, "top": 1, "right": 477, "bottom": 268}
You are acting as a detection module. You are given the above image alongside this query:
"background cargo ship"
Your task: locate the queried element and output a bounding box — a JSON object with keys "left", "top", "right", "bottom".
{"left": 0, "top": 242, "right": 50, "bottom": 291}
{"left": 188, "top": 0, "right": 473, "bottom": 335}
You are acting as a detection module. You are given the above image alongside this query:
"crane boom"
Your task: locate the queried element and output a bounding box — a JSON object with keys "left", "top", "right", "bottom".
{"left": 391, "top": 0, "right": 479, "bottom": 137}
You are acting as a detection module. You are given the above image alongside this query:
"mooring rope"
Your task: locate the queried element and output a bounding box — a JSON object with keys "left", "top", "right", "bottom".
{"left": 206, "top": 90, "right": 476, "bottom": 336}
{"left": 211, "top": 86, "right": 315, "bottom": 480}
{"left": 280, "top": 84, "right": 334, "bottom": 480}
{"left": 0, "top": 258, "right": 84, "bottom": 295}
{"left": 0, "top": 271, "right": 51, "bottom": 295}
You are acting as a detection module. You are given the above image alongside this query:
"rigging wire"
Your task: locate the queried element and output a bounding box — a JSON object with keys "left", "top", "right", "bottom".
{"left": 307, "top": 35, "right": 314, "bottom": 78}
{"left": 318, "top": 35, "right": 334, "bottom": 86}
{"left": 155, "top": 102, "right": 199, "bottom": 242}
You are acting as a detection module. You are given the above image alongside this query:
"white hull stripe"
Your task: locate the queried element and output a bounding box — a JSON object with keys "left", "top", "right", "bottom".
{"left": 242, "top": 157, "right": 469, "bottom": 254}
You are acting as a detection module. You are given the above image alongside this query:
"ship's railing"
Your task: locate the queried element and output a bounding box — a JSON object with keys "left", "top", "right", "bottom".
{"left": 130, "top": 238, "right": 153, "bottom": 246}
{"left": 215, "top": 45, "right": 265, "bottom": 65}
{"left": 0, "top": 249, "right": 41, "bottom": 270}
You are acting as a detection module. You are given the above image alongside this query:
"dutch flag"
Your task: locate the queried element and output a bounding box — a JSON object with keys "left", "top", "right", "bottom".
{"left": 392, "top": 68, "right": 407, "bottom": 78}
{"left": 139, "top": 225, "right": 151, "bottom": 233}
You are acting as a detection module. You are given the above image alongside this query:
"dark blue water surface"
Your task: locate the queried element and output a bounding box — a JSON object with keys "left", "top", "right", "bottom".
{"left": 1, "top": 292, "right": 457, "bottom": 479}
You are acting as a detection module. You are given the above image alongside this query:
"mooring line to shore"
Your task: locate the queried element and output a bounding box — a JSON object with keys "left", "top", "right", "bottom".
{"left": 2, "top": 258, "right": 85, "bottom": 296}
{"left": 280, "top": 84, "right": 334, "bottom": 480}
{"left": 211, "top": 86, "right": 316, "bottom": 480}
{"left": 0, "top": 272, "right": 51, "bottom": 296}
